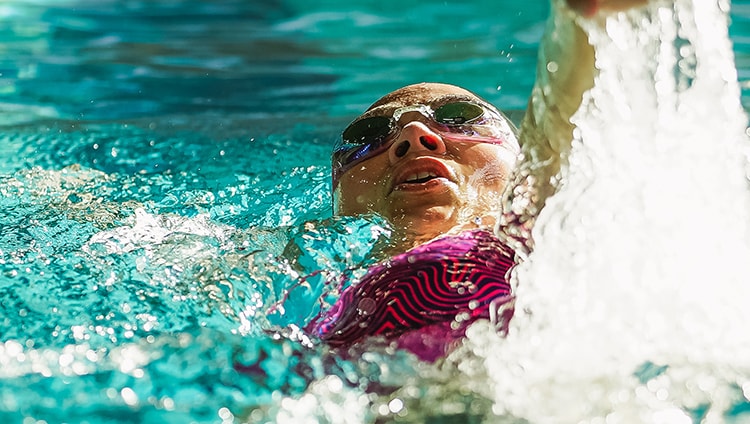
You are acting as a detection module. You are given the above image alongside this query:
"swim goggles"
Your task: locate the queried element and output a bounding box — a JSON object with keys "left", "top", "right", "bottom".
{"left": 332, "top": 100, "right": 518, "bottom": 187}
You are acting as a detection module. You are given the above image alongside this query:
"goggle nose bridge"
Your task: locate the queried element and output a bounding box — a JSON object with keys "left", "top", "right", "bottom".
{"left": 391, "top": 104, "right": 435, "bottom": 123}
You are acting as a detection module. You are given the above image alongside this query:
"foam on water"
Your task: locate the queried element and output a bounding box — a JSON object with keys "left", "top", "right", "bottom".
{"left": 4, "top": 1, "right": 750, "bottom": 422}
{"left": 459, "top": 0, "right": 750, "bottom": 421}
{"left": 0, "top": 164, "right": 401, "bottom": 422}
{"left": 265, "top": 2, "right": 750, "bottom": 422}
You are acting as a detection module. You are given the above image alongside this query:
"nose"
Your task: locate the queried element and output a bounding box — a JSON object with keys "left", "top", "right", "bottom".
{"left": 387, "top": 121, "right": 446, "bottom": 164}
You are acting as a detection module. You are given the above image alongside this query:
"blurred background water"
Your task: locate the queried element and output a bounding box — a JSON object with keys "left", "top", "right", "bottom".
{"left": 0, "top": 0, "right": 749, "bottom": 423}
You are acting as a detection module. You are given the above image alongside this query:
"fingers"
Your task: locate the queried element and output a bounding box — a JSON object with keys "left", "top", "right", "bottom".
{"left": 566, "top": 0, "right": 598, "bottom": 16}
{"left": 565, "top": 0, "right": 649, "bottom": 17}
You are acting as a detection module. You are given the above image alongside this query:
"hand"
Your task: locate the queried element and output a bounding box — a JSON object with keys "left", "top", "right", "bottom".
{"left": 565, "top": 0, "right": 649, "bottom": 17}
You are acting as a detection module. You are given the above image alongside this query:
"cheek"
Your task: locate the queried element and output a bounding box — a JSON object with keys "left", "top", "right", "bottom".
{"left": 463, "top": 146, "right": 518, "bottom": 192}
{"left": 334, "top": 162, "right": 389, "bottom": 215}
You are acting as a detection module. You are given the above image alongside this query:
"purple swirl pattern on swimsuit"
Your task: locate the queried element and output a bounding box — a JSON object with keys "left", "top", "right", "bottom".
{"left": 310, "top": 229, "right": 515, "bottom": 358}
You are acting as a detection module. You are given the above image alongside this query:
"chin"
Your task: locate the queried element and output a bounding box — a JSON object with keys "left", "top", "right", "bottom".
{"left": 388, "top": 204, "right": 458, "bottom": 237}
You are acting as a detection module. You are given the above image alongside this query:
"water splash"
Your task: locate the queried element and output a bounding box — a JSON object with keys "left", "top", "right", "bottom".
{"left": 0, "top": 163, "right": 400, "bottom": 422}
{"left": 3, "top": 1, "right": 750, "bottom": 422}
{"left": 470, "top": 0, "right": 750, "bottom": 421}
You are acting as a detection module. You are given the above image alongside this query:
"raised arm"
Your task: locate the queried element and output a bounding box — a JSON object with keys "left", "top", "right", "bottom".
{"left": 500, "top": 0, "right": 648, "bottom": 255}
{"left": 522, "top": 0, "right": 650, "bottom": 169}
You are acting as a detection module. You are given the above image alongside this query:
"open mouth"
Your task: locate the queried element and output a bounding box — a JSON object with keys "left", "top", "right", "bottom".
{"left": 402, "top": 171, "right": 441, "bottom": 184}
{"left": 390, "top": 157, "right": 456, "bottom": 193}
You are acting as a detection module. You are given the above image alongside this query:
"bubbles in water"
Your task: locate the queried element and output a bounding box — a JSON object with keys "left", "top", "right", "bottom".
{"left": 5, "top": 1, "right": 750, "bottom": 422}
{"left": 471, "top": 0, "right": 750, "bottom": 422}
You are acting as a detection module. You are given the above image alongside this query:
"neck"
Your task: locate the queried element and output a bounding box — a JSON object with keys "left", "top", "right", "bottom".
{"left": 380, "top": 213, "right": 497, "bottom": 256}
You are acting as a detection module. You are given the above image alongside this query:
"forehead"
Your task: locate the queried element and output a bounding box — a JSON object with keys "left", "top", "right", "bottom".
{"left": 364, "top": 83, "right": 493, "bottom": 114}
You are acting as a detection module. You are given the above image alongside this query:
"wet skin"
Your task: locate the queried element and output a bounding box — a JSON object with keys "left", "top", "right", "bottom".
{"left": 334, "top": 83, "right": 520, "bottom": 248}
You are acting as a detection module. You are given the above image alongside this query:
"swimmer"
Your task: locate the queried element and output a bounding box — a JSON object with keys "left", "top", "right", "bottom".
{"left": 308, "top": 0, "right": 648, "bottom": 360}
{"left": 332, "top": 82, "right": 520, "bottom": 250}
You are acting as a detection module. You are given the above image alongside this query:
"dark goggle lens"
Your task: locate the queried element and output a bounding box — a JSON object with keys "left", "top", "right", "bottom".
{"left": 434, "top": 101, "right": 485, "bottom": 125}
{"left": 334, "top": 115, "right": 394, "bottom": 168}
{"left": 341, "top": 115, "right": 393, "bottom": 145}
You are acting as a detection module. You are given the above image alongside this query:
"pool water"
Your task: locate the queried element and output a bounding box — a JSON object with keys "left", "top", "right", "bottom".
{"left": 1, "top": 1, "right": 749, "bottom": 423}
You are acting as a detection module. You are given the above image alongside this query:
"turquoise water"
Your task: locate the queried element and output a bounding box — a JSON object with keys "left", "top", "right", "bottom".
{"left": 1, "top": 1, "right": 749, "bottom": 422}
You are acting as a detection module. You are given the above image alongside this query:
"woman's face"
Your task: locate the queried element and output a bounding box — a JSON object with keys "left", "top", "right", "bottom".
{"left": 334, "top": 83, "right": 519, "bottom": 242}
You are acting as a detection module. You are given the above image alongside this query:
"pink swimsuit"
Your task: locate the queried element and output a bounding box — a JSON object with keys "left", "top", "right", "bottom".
{"left": 308, "top": 229, "right": 515, "bottom": 361}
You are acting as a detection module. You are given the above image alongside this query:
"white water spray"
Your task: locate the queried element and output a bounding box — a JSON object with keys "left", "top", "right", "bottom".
{"left": 464, "top": 0, "right": 750, "bottom": 421}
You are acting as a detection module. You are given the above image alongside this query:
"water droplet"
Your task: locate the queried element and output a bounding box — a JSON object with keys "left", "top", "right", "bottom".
{"left": 388, "top": 398, "right": 404, "bottom": 413}
{"left": 357, "top": 298, "right": 376, "bottom": 315}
